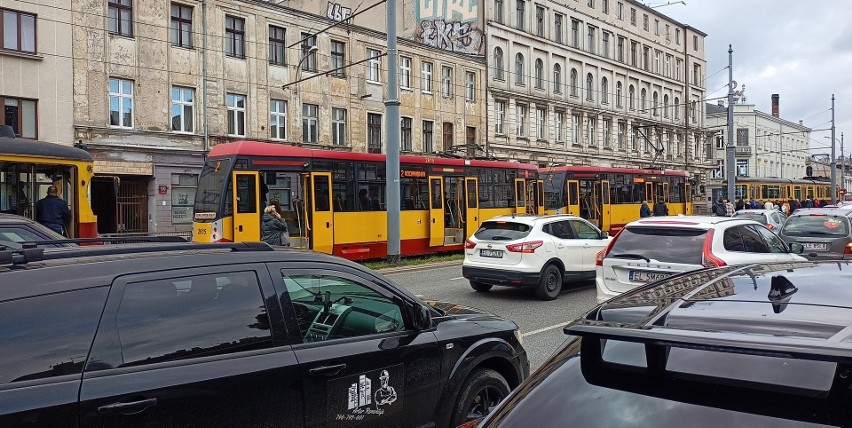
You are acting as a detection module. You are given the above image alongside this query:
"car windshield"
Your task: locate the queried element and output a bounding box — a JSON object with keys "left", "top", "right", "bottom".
{"left": 733, "top": 213, "right": 767, "bottom": 224}
{"left": 782, "top": 215, "right": 849, "bottom": 237}
{"left": 610, "top": 227, "right": 708, "bottom": 265}
{"left": 474, "top": 221, "right": 532, "bottom": 241}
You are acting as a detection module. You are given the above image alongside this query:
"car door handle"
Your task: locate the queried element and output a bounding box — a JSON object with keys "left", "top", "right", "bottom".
{"left": 98, "top": 398, "right": 158, "bottom": 416}
{"left": 309, "top": 363, "right": 347, "bottom": 377}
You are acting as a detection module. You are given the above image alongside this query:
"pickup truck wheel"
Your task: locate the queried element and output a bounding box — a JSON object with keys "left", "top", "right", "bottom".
{"left": 535, "top": 264, "right": 562, "bottom": 300}
{"left": 470, "top": 281, "right": 493, "bottom": 292}
{"left": 450, "top": 368, "right": 510, "bottom": 427}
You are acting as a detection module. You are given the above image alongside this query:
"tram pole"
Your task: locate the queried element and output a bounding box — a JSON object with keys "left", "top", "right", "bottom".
{"left": 726, "top": 45, "right": 735, "bottom": 204}
{"left": 831, "top": 94, "right": 837, "bottom": 205}
{"left": 385, "top": 0, "right": 401, "bottom": 264}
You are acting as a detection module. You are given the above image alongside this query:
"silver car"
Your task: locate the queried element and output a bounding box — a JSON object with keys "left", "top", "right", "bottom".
{"left": 779, "top": 208, "right": 852, "bottom": 260}
{"left": 732, "top": 209, "right": 787, "bottom": 232}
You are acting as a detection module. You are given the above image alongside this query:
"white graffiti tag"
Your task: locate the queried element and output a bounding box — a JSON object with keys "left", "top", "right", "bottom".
{"left": 416, "top": 0, "right": 479, "bottom": 23}
{"left": 417, "top": 20, "right": 484, "bottom": 55}
{"left": 326, "top": 2, "right": 352, "bottom": 21}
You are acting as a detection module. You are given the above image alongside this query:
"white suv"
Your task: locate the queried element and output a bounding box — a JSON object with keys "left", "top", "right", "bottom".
{"left": 595, "top": 216, "right": 807, "bottom": 303}
{"left": 462, "top": 214, "right": 611, "bottom": 300}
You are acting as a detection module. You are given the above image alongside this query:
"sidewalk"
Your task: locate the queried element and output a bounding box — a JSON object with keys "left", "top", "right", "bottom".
{"left": 373, "top": 260, "right": 463, "bottom": 274}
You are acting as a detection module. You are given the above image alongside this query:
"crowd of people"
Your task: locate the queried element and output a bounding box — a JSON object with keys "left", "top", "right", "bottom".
{"left": 711, "top": 196, "right": 832, "bottom": 217}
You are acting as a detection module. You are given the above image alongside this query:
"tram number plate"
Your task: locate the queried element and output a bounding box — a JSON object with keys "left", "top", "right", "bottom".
{"left": 480, "top": 249, "right": 504, "bottom": 258}
{"left": 802, "top": 243, "right": 828, "bottom": 251}
{"left": 629, "top": 270, "right": 671, "bottom": 284}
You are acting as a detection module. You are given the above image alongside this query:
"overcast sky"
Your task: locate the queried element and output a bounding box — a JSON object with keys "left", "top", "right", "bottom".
{"left": 656, "top": 0, "right": 850, "bottom": 157}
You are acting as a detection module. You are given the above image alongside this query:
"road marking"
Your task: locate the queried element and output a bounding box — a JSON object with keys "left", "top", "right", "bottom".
{"left": 522, "top": 321, "right": 572, "bottom": 337}
{"left": 449, "top": 277, "right": 465, "bottom": 281}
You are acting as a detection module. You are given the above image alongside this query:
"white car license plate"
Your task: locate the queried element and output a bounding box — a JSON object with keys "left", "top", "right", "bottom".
{"left": 803, "top": 243, "right": 829, "bottom": 251}
{"left": 629, "top": 270, "right": 672, "bottom": 284}
{"left": 480, "top": 249, "right": 504, "bottom": 258}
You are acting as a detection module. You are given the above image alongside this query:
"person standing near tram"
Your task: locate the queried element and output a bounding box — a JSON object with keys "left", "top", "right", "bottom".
{"left": 36, "top": 185, "right": 71, "bottom": 236}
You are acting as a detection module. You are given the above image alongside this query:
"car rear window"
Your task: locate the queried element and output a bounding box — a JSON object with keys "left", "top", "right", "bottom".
{"left": 474, "top": 221, "right": 532, "bottom": 241}
{"left": 732, "top": 213, "right": 767, "bottom": 224}
{"left": 782, "top": 215, "right": 849, "bottom": 238}
{"left": 610, "top": 227, "right": 707, "bottom": 265}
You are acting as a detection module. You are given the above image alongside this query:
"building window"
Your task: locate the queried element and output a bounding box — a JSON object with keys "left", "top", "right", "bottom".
{"left": 109, "top": 78, "right": 133, "bottom": 128}
{"left": 535, "top": 5, "right": 544, "bottom": 37}
{"left": 674, "top": 97, "right": 680, "bottom": 120}
{"left": 571, "top": 20, "right": 579, "bottom": 48}
{"left": 330, "top": 41, "right": 345, "bottom": 77}
{"left": 603, "top": 118, "right": 611, "bottom": 147}
{"left": 587, "top": 116, "right": 595, "bottom": 146}
{"left": 654, "top": 19, "right": 660, "bottom": 35}
{"left": 465, "top": 71, "right": 475, "bottom": 101}
{"left": 494, "top": 47, "right": 504, "bottom": 80}
{"left": 737, "top": 159, "right": 748, "bottom": 177}
{"left": 421, "top": 62, "right": 433, "bottom": 93}
{"left": 663, "top": 94, "right": 669, "bottom": 118}
{"left": 554, "top": 14, "right": 563, "bottom": 43}
{"left": 494, "top": 0, "right": 504, "bottom": 23}
{"left": 615, "top": 81, "right": 622, "bottom": 108}
{"left": 466, "top": 126, "right": 476, "bottom": 150}
{"left": 171, "top": 173, "right": 197, "bottom": 223}
{"left": 603, "top": 0, "right": 609, "bottom": 13}
{"left": 495, "top": 101, "right": 506, "bottom": 134}
{"left": 270, "top": 99, "right": 287, "bottom": 140}
{"left": 652, "top": 92, "right": 659, "bottom": 116}
{"left": 170, "top": 4, "right": 192, "bottom": 48}
{"left": 617, "top": 37, "right": 624, "bottom": 62}
{"left": 367, "top": 48, "right": 381, "bottom": 82}
{"left": 400, "top": 56, "right": 412, "bottom": 88}
{"left": 602, "top": 32, "right": 609, "bottom": 58}
{"left": 226, "top": 93, "right": 245, "bottom": 136}
{"left": 301, "top": 34, "right": 317, "bottom": 71}
{"left": 171, "top": 86, "right": 194, "bottom": 133}
{"left": 587, "top": 25, "right": 596, "bottom": 54}
{"left": 665, "top": 54, "right": 672, "bottom": 77}
{"left": 588, "top": 0, "right": 595, "bottom": 8}
{"left": 534, "top": 59, "right": 543, "bottom": 89}
{"left": 675, "top": 58, "right": 682, "bottom": 81}
{"left": 628, "top": 85, "right": 635, "bottom": 110}
{"left": 536, "top": 107, "right": 546, "bottom": 140}
{"left": 691, "top": 101, "right": 697, "bottom": 123}
{"left": 654, "top": 50, "right": 661, "bottom": 74}
{"left": 423, "top": 120, "right": 434, "bottom": 152}
{"left": 643, "top": 14, "right": 649, "bottom": 31}
{"left": 600, "top": 77, "right": 608, "bottom": 104}
{"left": 570, "top": 68, "right": 578, "bottom": 96}
{"left": 555, "top": 111, "right": 564, "bottom": 142}
{"left": 693, "top": 34, "right": 698, "bottom": 50}
{"left": 586, "top": 73, "right": 594, "bottom": 101}
{"left": 571, "top": 113, "right": 580, "bottom": 145}
{"left": 441, "top": 66, "right": 453, "bottom": 97}
{"left": 401, "top": 117, "right": 412, "bottom": 151}
{"left": 442, "top": 122, "right": 454, "bottom": 150}
{"left": 516, "top": 0, "right": 525, "bottom": 30}
{"left": 0, "top": 96, "right": 36, "bottom": 138}
{"left": 693, "top": 63, "right": 701, "bottom": 85}
{"left": 367, "top": 113, "right": 382, "bottom": 153}
{"left": 224, "top": 15, "right": 245, "bottom": 58}
{"left": 268, "top": 25, "right": 286, "bottom": 65}
{"left": 553, "top": 64, "right": 562, "bottom": 93}
{"left": 302, "top": 103, "right": 318, "bottom": 143}
{"left": 643, "top": 46, "right": 650, "bottom": 71}
{"left": 640, "top": 88, "right": 647, "bottom": 111}
{"left": 631, "top": 126, "right": 638, "bottom": 151}
{"left": 515, "top": 53, "right": 525, "bottom": 86}
{"left": 617, "top": 2, "right": 623, "bottom": 19}
{"left": 108, "top": 0, "right": 133, "bottom": 37}
{"left": 332, "top": 108, "right": 347, "bottom": 146}
{"left": 617, "top": 121, "right": 625, "bottom": 149}
{"left": 516, "top": 104, "right": 527, "bottom": 137}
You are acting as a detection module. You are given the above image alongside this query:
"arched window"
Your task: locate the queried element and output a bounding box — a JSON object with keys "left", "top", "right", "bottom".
{"left": 640, "top": 88, "right": 647, "bottom": 111}
{"left": 674, "top": 97, "right": 680, "bottom": 119}
{"left": 586, "top": 73, "right": 594, "bottom": 100}
{"left": 652, "top": 91, "right": 659, "bottom": 116}
{"left": 601, "top": 77, "right": 609, "bottom": 104}
{"left": 616, "top": 82, "right": 623, "bottom": 108}
{"left": 570, "top": 69, "right": 578, "bottom": 96}
{"left": 628, "top": 85, "right": 635, "bottom": 110}
{"left": 494, "top": 47, "right": 504, "bottom": 80}
{"left": 663, "top": 94, "right": 669, "bottom": 118}
{"left": 587, "top": 115, "right": 596, "bottom": 146}
{"left": 515, "top": 53, "right": 525, "bottom": 85}
{"left": 534, "top": 59, "right": 544, "bottom": 89}
{"left": 553, "top": 64, "right": 562, "bottom": 93}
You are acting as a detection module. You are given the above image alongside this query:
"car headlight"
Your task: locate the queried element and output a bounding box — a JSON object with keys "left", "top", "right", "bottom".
{"left": 513, "top": 329, "right": 525, "bottom": 347}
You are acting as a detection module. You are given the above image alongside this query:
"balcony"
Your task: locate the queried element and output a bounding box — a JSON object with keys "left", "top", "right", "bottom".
{"left": 735, "top": 145, "right": 752, "bottom": 156}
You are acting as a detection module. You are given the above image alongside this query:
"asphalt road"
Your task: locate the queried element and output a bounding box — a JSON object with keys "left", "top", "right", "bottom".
{"left": 381, "top": 263, "right": 598, "bottom": 372}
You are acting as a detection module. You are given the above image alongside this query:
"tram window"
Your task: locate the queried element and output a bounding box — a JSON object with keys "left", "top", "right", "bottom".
{"left": 313, "top": 176, "right": 330, "bottom": 212}
{"left": 477, "top": 169, "right": 514, "bottom": 208}
{"left": 235, "top": 175, "right": 257, "bottom": 214}
{"left": 430, "top": 179, "right": 442, "bottom": 209}
{"left": 466, "top": 180, "right": 477, "bottom": 209}
{"left": 515, "top": 181, "right": 525, "bottom": 208}
{"left": 402, "top": 178, "right": 428, "bottom": 210}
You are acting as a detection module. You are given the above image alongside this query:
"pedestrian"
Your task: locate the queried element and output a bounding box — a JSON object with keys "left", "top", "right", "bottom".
{"left": 782, "top": 201, "right": 790, "bottom": 215}
{"left": 755, "top": 199, "right": 765, "bottom": 209}
{"left": 735, "top": 198, "right": 744, "bottom": 211}
{"left": 725, "top": 199, "right": 735, "bottom": 217}
{"left": 749, "top": 198, "right": 757, "bottom": 209}
{"left": 714, "top": 198, "right": 727, "bottom": 216}
{"left": 35, "top": 185, "right": 71, "bottom": 236}
{"left": 764, "top": 200, "right": 774, "bottom": 211}
{"left": 639, "top": 201, "right": 652, "bottom": 218}
{"left": 653, "top": 196, "right": 669, "bottom": 217}
{"left": 261, "top": 205, "right": 290, "bottom": 246}
{"left": 813, "top": 198, "right": 821, "bottom": 208}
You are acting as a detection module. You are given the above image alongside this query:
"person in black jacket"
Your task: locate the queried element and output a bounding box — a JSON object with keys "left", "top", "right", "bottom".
{"left": 653, "top": 196, "right": 669, "bottom": 216}
{"left": 261, "top": 205, "right": 290, "bottom": 246}
{"left": 36, "top": 185, "right": 71, "bottom": 235}
{"left": 639, "top": 201, "right": 652, "bottom": 218}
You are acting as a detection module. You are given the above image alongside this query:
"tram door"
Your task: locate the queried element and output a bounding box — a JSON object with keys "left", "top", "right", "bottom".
{"left": 645, "top": 182, "right": 656, "bottom": 203}
{"left": 428, "top": 176, "right": 444, "bottom": 247}
{"left": 662, "top": 182, "right": 670, "bottom": 203}
{"left": 532, "top": 180, "right": 545, "bottom": 215}
{"left": 443, "top": 176, "right": 465, "bottom": 246}
{"left": 566, "top": 180, "right": 580, "bottom": 216}
{"left": 310, "top": 172, "right": 334, "bottom": 254}
{"left": 685, "top": 183, "right": 693, "bottom": 215}
{"left": 232, "top": 171, "right": 260, "bottom": 243}
{"left": 465, "top": 178, "right": 480, "bottom": 237}
{"left": 514, "top": 179, "right": 526, "bottom": 214}
{"left": 600, "top": 180, "right": 611, "bottom": 231}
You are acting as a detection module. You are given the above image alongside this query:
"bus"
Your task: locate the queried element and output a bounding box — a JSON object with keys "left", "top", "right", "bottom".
{"left": 0, "top": 134, "right": 97, "bottom": 237}
{"left": 541, "top": 166, "right": 693, "bottom": 233}
{"left": 712, "top": 177, "right": 833, "bottom": 203}
{"left": 193, "top": 141, "right": 541, "bottom": 260}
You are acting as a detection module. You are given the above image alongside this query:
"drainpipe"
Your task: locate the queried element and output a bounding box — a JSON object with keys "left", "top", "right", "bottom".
{"left": 202, "top": 0, "right": 209, "bottom": 159}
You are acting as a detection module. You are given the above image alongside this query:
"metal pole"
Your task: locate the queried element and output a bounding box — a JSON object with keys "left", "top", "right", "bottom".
{"left": 842, "top": 132, "right": 845, "bottom": 197}
{"left": 831, "top": 94, "right": 837, "bottom": 205}
{"left": 201, "top": 0, "right": 209, "bottom": 157}
{"left": 385, "top": 0, "right": 401, "bottom": 263}
{"left": 726, "top": 45, "right": 735, "bottom": 203}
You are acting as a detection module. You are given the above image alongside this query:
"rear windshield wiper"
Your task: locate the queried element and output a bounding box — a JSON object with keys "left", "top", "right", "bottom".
{"left": 609, "top": 253, "right": 651, "bottom": 263}
{"left": 488, "top": 236, "right": 514, "bottom": 241}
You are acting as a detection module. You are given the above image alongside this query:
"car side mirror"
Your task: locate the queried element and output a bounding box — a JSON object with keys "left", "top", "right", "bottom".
{"left": 599, "top": 230, "right": 609, "bottom": 239}
{"left": 789, "top": 242, "right": 804, "bottom": 254}
{"left": 412, "top": 304, "right": 432, "bottom": 331}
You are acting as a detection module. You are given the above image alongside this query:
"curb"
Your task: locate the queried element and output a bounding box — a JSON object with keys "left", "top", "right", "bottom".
{"left": 374, "top": 260, "right": 463, "bottom": 274}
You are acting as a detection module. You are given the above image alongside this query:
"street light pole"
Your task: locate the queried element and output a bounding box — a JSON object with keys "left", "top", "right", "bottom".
{"left": 726, "top": 45, "right": 735, "bottom": 203}
{"left": 385, "top": 0, "right": 401, "bottom": 264}
{"left": 842, "top": 132, "right": 846, "bottom": 199}
{"left": 831, "top": 94, "right": 837, "bottom": 204}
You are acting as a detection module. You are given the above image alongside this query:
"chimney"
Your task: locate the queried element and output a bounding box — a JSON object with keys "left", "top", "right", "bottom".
{"left": 771, "top": 94, "right": 780, "bottom": 117}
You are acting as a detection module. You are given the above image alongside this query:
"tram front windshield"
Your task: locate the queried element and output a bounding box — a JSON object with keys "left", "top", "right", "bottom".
{"left": 194, "top": 158, "right": 232, "bottom": 219}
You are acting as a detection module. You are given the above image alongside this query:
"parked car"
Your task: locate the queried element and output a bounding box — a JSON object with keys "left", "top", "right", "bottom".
{"left": 732, "top": 208, "right": 787, "bottom": 231}
{"left": 595, "top": 216, "right": 806, "bottom": 303}
{"left": 779, "top": 208, "right": 852, "bottom": 260}
{"left": 0, "top": 213, "right": 72, "bottom": 247}
{"left": 462, "top": 214, "right": 611, "bottom": 300}
{"left": 471, "top": 261, "right": 852, "bottom": 428}
{"left": 0, "top": 241, "right": 528, "bottom": 427}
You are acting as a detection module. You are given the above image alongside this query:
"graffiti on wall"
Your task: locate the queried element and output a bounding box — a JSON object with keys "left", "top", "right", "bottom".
{"left": 326, "top": 2, "right": 352, "bottom": 21}
{"left": 416, "top": 20, "right": 483, "bottom": 55}
{"left": 415, "top": 0, "right": 479, "bottom": 23}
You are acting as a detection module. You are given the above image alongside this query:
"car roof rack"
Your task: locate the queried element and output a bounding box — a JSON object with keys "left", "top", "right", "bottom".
{"left": 0, "top": 242, "right": 45, "bottom": 268}
{"left": 11, "top": 240, "right": 276, "bottom": 262}
{"left": 22, "top": 236, "right": 190, "bottom": 245}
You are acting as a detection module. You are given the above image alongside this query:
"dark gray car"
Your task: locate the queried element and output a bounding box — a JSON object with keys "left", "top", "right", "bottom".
{"left": 779, "top": 208, "right": 852, "bottom": 260}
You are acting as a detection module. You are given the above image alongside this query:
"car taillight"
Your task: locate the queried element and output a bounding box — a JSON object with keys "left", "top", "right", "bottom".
{"left": 506, "top": 240, "right": 543, "bottom": 253}
{"left": 845, "top": 242, "right": 852, "bottom": 255}
{"left": 595, "top": 229, "right": 623, "bottom": 266}
{"left": 456, "top": 419, "right": 482, "bottom": 428}
{"left": 701, "top": 229, "right": 727, "bottom": 268}
{"left": 766, "top": 223, "right": 774, "bottom": 230}
{"left": 464, "top": 239, "right": 476, "bottom": 249}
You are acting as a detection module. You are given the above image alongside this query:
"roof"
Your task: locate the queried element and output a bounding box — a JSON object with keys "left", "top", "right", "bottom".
{"left": 705, "top": 102, "right": 728, "bottom": 115}
{"left": 484, "top": 214, "right": 579, "bottom": 224}
{"left": 0, "top": 214, "right": 37, "bottom": 225}
{"left": 626, "top": 215, "right": 750, "bottom": 228}
{"left": 789, "top": 208, "right": 852, "bottom": 217}
{"left": 0, "top": 137, "right": 92, "bottom": 162}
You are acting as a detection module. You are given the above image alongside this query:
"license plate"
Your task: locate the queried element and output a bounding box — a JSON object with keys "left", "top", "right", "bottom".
{"left": 803, "top": 243, "right": 829, "bottom": 251}
{"left": 629, "top": 270, "right": 672, "bottom": 284}
{"left": 480, "top": 249, "right": 504, "bottom": 258}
